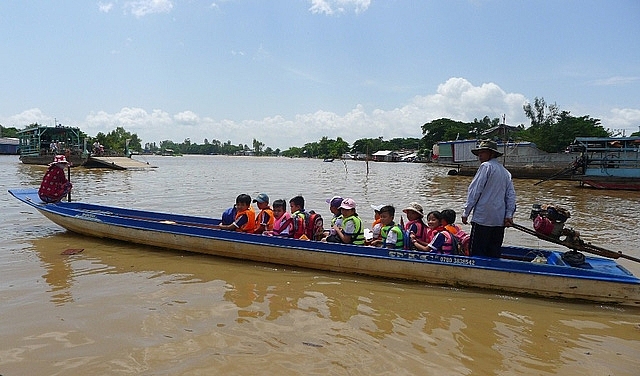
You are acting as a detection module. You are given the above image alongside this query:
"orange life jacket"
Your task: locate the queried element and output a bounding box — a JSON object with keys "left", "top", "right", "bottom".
{"left": 235, "top": 207, "right": 257, "bottom": 233}
{"left": 255, "top": 208, "right": 275, "bottom": 232}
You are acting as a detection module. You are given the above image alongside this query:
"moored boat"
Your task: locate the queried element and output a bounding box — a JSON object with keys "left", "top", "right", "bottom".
{"left": 9, "top": 188, "right": 640, "bottom": 306}
{"left": 568, "top": 137, "right": 640, "bottom": 190}
{"left": 17, "top": 124, "right": 89, "bottom": 166}
{"left": 433, "top": 139, "right": 579, "bottom": 179}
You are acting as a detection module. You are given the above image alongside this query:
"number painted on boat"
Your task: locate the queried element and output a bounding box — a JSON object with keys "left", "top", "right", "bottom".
{"left": 388, "top": 251, "right": 475, "bottom": 266}
{"left": 76, "top": 212, "right": 102, "bottom": 222}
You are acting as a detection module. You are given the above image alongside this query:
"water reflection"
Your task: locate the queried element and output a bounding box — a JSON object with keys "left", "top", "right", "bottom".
{"left": 5, "top": 155, "right": 640, "bottom": 374}
{"left": 25, "top": 232, "right": 640, "bottom": 374}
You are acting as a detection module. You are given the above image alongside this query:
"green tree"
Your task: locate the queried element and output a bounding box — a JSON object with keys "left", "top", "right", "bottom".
{"left": 95, "top": 127, "right": 142, "bottom": 154}
{"left": 329, "top": 137, "right": 350, "bottom": 157}
{"left": 420, "top": 118, "right": 471, "bottom": 150}
{"left": 521, "top": 97, "right": 609, "bottom": 152}
{"left": 0, "top": 125, "right": 19, "bottom": 137}
{"left": 351, "top": 137, "right": 384, "bottom": 155}
{"left": 252, "top": 139, "right": 264, "bottom": 155}
{"left": 523, "top": 97, "right": 559, "bottom": 127}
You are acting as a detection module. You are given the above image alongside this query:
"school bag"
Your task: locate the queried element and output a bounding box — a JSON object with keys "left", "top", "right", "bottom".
{"left": 445, "top": 225, "right": 470, "bottom": 256}
{"left": 454, "top": 228, "right": 470, "bottom": 256}
{"left": 291, "top": 210, "right": 324, "bottom": 240}
{"left": 221, "top": 206, "right": 237, "bottom": 225}
{"left": 305, "top": 210, "right": 324, "bottom": 240}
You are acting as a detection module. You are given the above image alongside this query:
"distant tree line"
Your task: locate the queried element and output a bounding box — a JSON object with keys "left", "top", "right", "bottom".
{"left": 6, "top": 96, "right": 637, "bottom": 157}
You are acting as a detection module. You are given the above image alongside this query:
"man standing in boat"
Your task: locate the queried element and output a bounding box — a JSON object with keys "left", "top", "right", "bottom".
{"left": 461, "top": 139, "right": 516, "bottom": 258}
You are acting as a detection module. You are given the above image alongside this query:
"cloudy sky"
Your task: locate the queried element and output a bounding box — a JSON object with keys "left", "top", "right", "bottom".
{"left": 1, "top": 1, "right": 639, "bottom": 149}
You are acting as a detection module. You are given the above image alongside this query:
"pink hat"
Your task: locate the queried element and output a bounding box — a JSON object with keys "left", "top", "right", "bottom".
{"left": 340, "top": 198, "right": 356, "bottom": 210}
{"left": 49, "top": 155, "right": 69, "bottom": 166}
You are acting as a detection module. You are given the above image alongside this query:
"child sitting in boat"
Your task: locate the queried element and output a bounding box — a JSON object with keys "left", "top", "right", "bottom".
{"left": 215, "top": 194, "right": 256, "bottom": 232}
{"left": 252, "top": 193, "right": 274, "bottom": 234}
{"left": 322, "top": 196, "right": 343, "bottom": 242}
{"left": 425, "top": 210, "right": 444, "bottom": 243}
{"left": 411, "top": 211, "right": 456, "bottom": 254}
{"left": 441, "top": 209, "right": 470, "bottom": 256}
{"left": 367, "top": 204, "right": 384, "bottom": 245}
{"left": 289, "top": 195, "right": 309, "bottom": 239}
{"left": 263, "top": 199, "right": 291, "bottom": 237}
{"left": 38, "top": 155, "right": 72, "bottom": 203}
{"left": 330, "top": 198, "right": 365, "bottom": 245}
{"left": 402, "top": 202, "right": 428, "bottom": 249}
{"left": 371, "top": 205, "right": 404, "bottom": 249}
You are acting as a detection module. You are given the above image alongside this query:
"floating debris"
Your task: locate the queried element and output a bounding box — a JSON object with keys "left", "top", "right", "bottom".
{"left": 61, "top": 248, "right": 84, "bottom": 255}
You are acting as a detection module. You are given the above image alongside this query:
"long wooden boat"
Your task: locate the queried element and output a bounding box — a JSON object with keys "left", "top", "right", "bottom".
{"left": 9, "top": 188, "right": 640, "bottom": 306}
{"left": 17, "top": 124, "right": 88, "bottom": 166}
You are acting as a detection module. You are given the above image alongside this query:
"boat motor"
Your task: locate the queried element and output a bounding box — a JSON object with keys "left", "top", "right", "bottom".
{"left": 530, "top": 204, "right": 571, "bottom": 238}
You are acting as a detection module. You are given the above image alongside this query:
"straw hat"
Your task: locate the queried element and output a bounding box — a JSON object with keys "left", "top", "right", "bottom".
{"left": 402, "top": 202, "right": 424, "bottom": 217}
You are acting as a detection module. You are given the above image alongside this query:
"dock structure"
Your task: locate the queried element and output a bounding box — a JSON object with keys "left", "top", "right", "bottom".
{"left": 84, "top": 156, "right": 155, "bottom": 170}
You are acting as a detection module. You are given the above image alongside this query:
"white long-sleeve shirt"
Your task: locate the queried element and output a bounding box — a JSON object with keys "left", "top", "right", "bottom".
{"left": 462, "top": 158, "right": 516, "bottom": 227}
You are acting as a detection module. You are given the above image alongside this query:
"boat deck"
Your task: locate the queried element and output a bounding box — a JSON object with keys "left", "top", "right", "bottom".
{"left": 84, "top": 156, "right": 155, "bottom": 170}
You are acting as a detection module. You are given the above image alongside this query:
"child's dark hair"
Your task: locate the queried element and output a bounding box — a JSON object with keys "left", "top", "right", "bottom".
{"left": 272, "top": 199, "right": 286, "bottom": 210}
{"left": 441, "top": 209, "right": 456, "bottom": 225}
{"left": 379, "top": 205, "right": 395, "bottom": 217}
{"left": 289, "top": 195, "right": 305, "bottom": 209}
{"left": 426, "top": 210, "right": 443, "bottom": 221}
{"left": 236, "top": 194, "right": 252, "bottom": 206}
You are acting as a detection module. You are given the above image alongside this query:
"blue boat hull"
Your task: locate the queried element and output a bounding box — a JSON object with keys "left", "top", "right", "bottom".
{"left": 9, "top": 188, "right": 640, "bottom": 306}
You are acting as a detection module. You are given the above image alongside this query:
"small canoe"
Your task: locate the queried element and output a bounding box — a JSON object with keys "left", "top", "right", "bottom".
{"left": 9, "top": 188, "right": 640, "bottom": 306}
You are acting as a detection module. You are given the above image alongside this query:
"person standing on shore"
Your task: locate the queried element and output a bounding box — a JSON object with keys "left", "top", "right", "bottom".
{"left": 461, "top": 140, "right": 516, "bottom": 258}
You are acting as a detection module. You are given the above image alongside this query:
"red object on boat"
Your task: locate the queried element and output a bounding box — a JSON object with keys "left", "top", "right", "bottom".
{"left": 533, "top": 216, "right": 555, "bottom": 236}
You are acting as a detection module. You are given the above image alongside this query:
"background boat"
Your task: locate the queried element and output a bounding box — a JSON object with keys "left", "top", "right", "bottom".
{"left": 569, "top": 136, "right": 640, "bottom": 190}
{"left": 433, "top": 139, "right": 579, "bottom": 178}
{"left": 17, "top": 124, "right": 88, "bottom": 166}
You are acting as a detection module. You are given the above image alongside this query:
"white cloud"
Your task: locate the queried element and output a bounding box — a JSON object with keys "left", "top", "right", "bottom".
{"left": 8, "top": 78, "right": 638, "bottom": 150}
{"left": 174, "top": 111, "right": 200, "bottom": 124}
{"left": 309, "top": 0, "right": 371, "bottom": 15}
{"left": 84, "top": 107, "right": 172, "bottom": 137}
{"left": 6, "top": 108, "right": 53, "bottom": 127}
{"left": 592, "top": 76, "right": 640, "bottom": 86}
{"left": 98, "top": 2, "right": 114, "bottom": 13}
{"left": 603, "top": 108, "right": 640, "bottom": 136}
{"left": 125, "top": 0, "right": 174, "bottom": 18}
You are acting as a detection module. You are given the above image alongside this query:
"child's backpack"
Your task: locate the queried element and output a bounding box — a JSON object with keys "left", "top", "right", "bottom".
{"left": 402, "top": 228, "right": 413, "bottom": 250}
{"left": 291, "top": 211, "right": 308, "bottom": 239}
{"left": 305, "top": 210, "right": 324, "bottom": 241}
{"left": 448, "top": 226, "right": 470, "bottom": 256}
{"left": 221, "top": 206, "right": 237, "bottom": 225}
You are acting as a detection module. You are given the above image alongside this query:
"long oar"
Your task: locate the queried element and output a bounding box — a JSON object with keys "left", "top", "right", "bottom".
{"left": 67, "top": 164, "right": 71, "bottom": 202}
{"left": 511, "top": 223, "right": 640, "bottom": 264}
{"left": 533, "top": 165, "right": 575, "bottom": 186}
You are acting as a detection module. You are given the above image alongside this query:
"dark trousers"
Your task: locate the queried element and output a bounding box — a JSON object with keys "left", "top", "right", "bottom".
{"left": 469, "top": 222, "right": 505, "bottom": 258}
